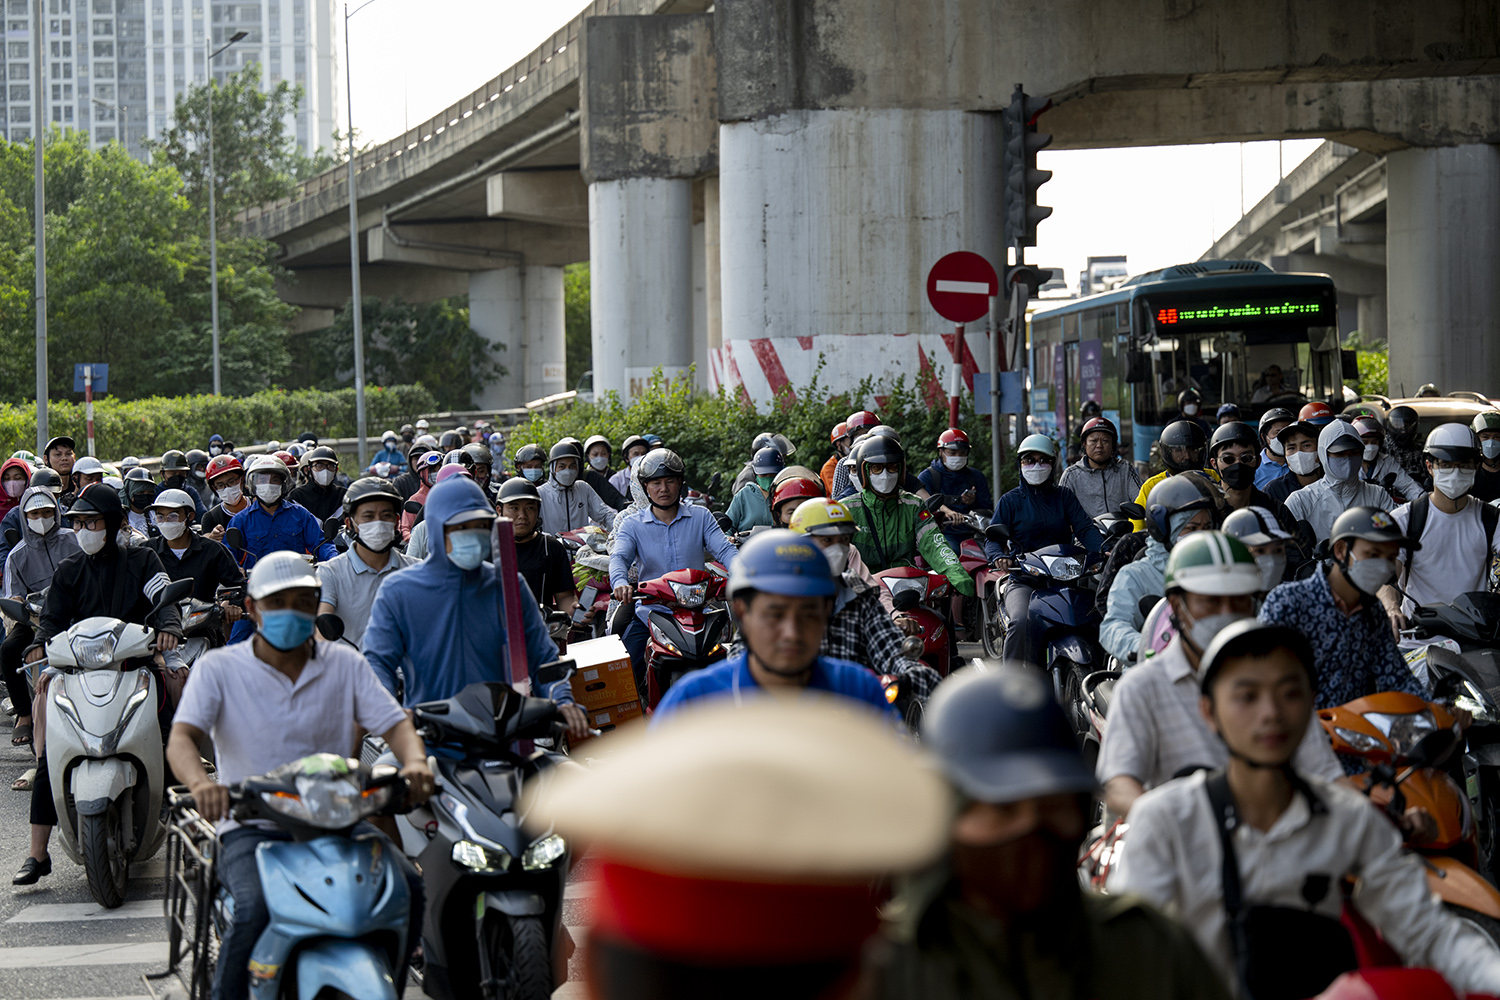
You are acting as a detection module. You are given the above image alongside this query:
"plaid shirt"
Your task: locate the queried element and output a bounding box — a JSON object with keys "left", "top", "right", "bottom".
{"left": 822, "top": 581, "right": 942, "bottom": 701}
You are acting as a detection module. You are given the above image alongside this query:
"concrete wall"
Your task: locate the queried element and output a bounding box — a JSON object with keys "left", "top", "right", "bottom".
{"left": 469, "top": 267, "right": 568, "bottom": 411}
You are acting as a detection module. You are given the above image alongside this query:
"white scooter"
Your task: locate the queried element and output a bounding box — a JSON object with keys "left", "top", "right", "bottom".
{"left": 31, "top": 578, "right": 193, "bottom": 907}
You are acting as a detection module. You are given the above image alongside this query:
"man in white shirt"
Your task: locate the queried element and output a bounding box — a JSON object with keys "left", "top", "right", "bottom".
{"left": 1112, "top": 620, "right": 1500, "bottom": 998}
{"left": 1382, "top": 423, "right": 1499, "bottom": 628}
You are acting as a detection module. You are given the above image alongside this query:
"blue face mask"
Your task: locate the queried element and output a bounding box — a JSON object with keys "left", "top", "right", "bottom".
{"left": 448, "top": 529, "right": 491, "bottom": 570}
{"left": 258, "top": 609, "right": 315, "bottom": 651}
{"left": 521, "top": 467, "right": 544, "bottom": 482}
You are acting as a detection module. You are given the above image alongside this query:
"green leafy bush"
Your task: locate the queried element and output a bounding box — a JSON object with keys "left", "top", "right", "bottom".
{"left": 0, "top": 384, "right": 435, "bottom": 460}
{"left": 1343, "top": 331, "right": 1389, "bottom": 397}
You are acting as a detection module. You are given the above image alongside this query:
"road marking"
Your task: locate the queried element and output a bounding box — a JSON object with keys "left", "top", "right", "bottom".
{"left": 934, "top": 279, "right": 991, "bottom": 295}
{"left": 8, "top": 898, "right": 161, "bottom": 922}
{"left": 0, "top": 941, "right": 167, "bottom": 967}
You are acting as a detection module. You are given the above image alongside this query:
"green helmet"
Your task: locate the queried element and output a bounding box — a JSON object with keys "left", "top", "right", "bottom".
{"left": 1017, "top": 434, "right": 1058, "bottom": 461}
{"left": 1472, "top": 411, "right": 1500, "bottom": 436}
{"left": 1164, "top": 531, "right": 1262, "bottom": 597}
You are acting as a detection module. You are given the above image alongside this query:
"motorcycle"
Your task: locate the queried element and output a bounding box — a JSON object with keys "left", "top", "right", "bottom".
{"left": 23, "top": 577, "right": 194, "bottom": 907}
{"left": 631, "top": 567, "right": 732, "bottom": 709}
{"left": 1318, "top": 692, "right": 1500, "bottom": 942}
{"left": 873, "top": 566, "right": 954, "bottom": 676}
{"left": 175, "top": 583, "right": 244, "bottom": 669}
{"left": 0, "top": 585, "right": 48, "bottom": 717}
{"left": 150, "top": 754, "right": 416, "bottom": 1000}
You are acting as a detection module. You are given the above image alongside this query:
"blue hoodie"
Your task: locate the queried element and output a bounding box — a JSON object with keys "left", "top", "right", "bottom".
{"left": 362, "top": 478, "right": 567, "bottom": 708}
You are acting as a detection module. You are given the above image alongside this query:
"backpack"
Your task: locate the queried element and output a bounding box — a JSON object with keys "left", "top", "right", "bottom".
{"left": 1403, "top": 495, "right": 1500, "bottom": 593}
{"left": 1094, "top": 530, "right": 1149, "bottom": 620}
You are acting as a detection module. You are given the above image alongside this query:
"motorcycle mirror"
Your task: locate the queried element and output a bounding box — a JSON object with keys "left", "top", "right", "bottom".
{"left": 0, "top": 597, "right": 27, "bottom": 622}
{"left": 322, "top": 516, "right": 341, "bottom": 544}
{"left": 1404, "top": 728, "right": 1459, "bottom": 769}
{"left": 984, "top": 523, "right": 1012, "bottom": 545}
{"left": 1138, "top": 594, "right": 1162, "bottom": 619}
{"left": 315, "top": 612, "right": 346, "bottom": 642}
{"left": 713, "top": 512, "right": 734, "bottom": 532}
{"left": 224, "top": 526, "right": 244, "bottom": 550}
{"left": 892, "top": 590, "right": 921, "bottom": 612}
{"left": 535, "top": 659, "right": 576, "bottom": 688}
{"left": 151, "top": 578, "right": 195, "bottom": 617}
{"left": 2, "top": 528, "right": 17, "bottom": 548}
{"left": 1312, "top": 538, "right": 1332, "bottom": 561}
{"left": 1118, "top": 502, "right": 1145, "bottom": 520}
{"left": 403, "top": 499, "right": 423, "bottom": 516}
{"left": 1108, "top": 519, "right": 1134, "bottom": 538}
{"left": 708, "top": 471, "right": 721, "bottom": 494}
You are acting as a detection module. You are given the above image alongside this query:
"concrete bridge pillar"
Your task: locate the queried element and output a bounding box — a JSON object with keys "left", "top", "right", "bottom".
{"left": 1387, "top": 145, "right": 1500, "bottom": 396}
{"left": 469, "top": 266, "right": 567, "bottom": 411}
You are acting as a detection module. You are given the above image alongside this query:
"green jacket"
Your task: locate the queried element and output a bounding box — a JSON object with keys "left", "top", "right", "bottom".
{"left": 844, "top": 488, "right": 975, "bottom": 597}
{"left": 872, "top": 867, "right": 1231, "bottom": 1000}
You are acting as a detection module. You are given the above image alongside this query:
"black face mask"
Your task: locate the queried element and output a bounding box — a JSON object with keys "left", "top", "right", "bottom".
{"left": 163, "top": 474, "right": 185, "bottom": 490}
{"left": 952, "top": 826, "right": 1085, "bottom": 923}
{"left": 1220, "top": 461, "right": 1255, "bottom": 491}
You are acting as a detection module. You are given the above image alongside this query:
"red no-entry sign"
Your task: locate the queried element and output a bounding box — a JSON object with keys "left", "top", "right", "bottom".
{"left": 926, "top": 252, "right": 999, "bottom": 323}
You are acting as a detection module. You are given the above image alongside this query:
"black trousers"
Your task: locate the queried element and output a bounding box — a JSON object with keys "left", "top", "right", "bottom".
{"left": 2, "top": 623, "right": 33, "bottom": 719}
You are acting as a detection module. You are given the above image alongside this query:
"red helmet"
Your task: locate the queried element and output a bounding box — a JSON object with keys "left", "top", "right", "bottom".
{"left": 771, "top": 475, "right": 826, "bottom": 511}
{"left": 937, "top": 428, "right": 970, "bottom": 450}
{"left": 274, "top": 450, "right": 298, "bottom": 469}
{"left": 1079, "top": 416, "right": 1118, "bottom": 441}
{"left": 846, "top": 411, "right": 880, "bottom": 434}
{"left": 205, "top": 454, "right": 243, "bottom": 482}
{"left": 830, "top": 422, "right": 850, "bottom": 444}
{"left": 1298, "top": 401, "right": 1334, "bottom": 426}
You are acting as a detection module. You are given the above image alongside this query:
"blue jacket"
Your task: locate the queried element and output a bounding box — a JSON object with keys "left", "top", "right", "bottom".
{"left": 651, "top": 650, "right": 895, "bottom": 723}
{"left": 226, "top": 498, "right": 337, "bottom": 568}
{"left": 372, "top": 446, "right": 407, "bottom": 471}
{"left": 1255, "top": 451, "right": 1291, "bottom": 490}
{"left": 1099, "top": 536, "right": 1169, "bottom": 662}
{"left": 362, "top": 478, "right": 567, "bottom": 708}
{"left": 985, "top": 481, "right": 1104, "bottom": 562}
{"left": 917, "top": 460, "right": 993, "bottom": 535}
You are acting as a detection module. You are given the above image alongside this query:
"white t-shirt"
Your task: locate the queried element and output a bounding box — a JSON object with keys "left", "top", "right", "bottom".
{"left": 1392, "top": 499, "right": 1500, "bottom": 615}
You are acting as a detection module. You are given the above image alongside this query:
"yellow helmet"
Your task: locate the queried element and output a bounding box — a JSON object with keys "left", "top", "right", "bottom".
{"left": 788, "top": 497, "right": 859, "bottom": 537}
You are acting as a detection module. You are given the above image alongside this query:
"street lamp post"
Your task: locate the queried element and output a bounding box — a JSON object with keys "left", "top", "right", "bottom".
{"left": 345, "top": 0, "right": 379, "bottom": 471}
{"left": 32, "top": 0, "right": 47, "bottom": 453}
{"left": 206, "top": 29, "right": 248, "bottom": 397}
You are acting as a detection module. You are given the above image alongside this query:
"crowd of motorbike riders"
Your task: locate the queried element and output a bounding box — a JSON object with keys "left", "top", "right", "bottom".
{"left": 5, "top": 390, "right": 1500, "bottom": 999}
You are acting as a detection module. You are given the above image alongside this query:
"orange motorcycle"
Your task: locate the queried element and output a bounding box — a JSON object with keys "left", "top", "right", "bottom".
{"left": 1319, "top": 692, "right": 1500, "bottom": 939}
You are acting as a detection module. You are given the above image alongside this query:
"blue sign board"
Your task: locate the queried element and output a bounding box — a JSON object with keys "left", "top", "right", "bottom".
{"left": 973, "top": 372, "right": 1024, "bottom": 415}
{"left": 73, "top": 364, "right": 108, "bottom": 394}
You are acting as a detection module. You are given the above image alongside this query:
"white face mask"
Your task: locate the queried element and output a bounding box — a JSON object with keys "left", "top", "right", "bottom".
{"left": 313, "top": 469, "right": 335, "bottom": 487}
{"left": 155, "top": 518, "right": 187, "bottom": 540}
{"left": 209, "top": 446, "right": 221, "bottom": 456}
{"left": 1183, "top": 403, "right": 1200, "bottom": 416}
{"left": 869, "top": 471, "right": 899, "bottom": 495}
{"left": 1434, "top": 467, "right": 1476, "bottom": 501}
{"left": 1481, "top": 439, "right": 1500, "bottom": 461}
{"left": 628, "top": 455, "right": 644, "bottom": 470}
{"left": 942, "top": 454, "right": 967, "bottom": 472}
{"left": 76, "top": 527, "right": 106, "bottom": 555}
{"left": 554, "top": 468, "right": 578, "bottom": 488}
{"left": 1021, "top": 463, "right": 1052, "bottom": 485}
{"left": 1363, "top": 444, "right": 1380, "bottom": 462}
{"left": 256, "top": 482, "right": 282, "bottom": 504}
{"left": 26, "top": 515, "right": 54, "bottom": 536}
{"left": 374, "top": 462, "right": 393, "bottom": 478}
{"left": 1345, "top": 555, "right": 1398, "bottom": 595}
{"left": 823, "top": 542, "right": 850, "bottom": 576}
{"left": 1286, "top": 451, "right": 1320, "bottom": 476}
{"left": 589, "top": 455, "right": 609, "bottom": 472}
{"left": 1268, "top": 436, "right": 1286, "bottom": 457}
{"left": 356, "top": 520, "right": 396, "bottom": 551}
{"left": 217, "top": 484, "right": 243, "bottom": 505}
{"left": 1255, "top": 552, "right": 1286, "bottom": 591}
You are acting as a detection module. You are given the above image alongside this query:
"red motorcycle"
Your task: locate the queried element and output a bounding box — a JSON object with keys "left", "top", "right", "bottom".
{"left": 636, "top": 568, "right": 734, "bottom": 708}
{"left": 873, "top": 566, "right": 953, "bottom": 676}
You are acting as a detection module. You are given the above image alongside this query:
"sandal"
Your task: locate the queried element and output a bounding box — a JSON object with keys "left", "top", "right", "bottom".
{"left": 12, "top": 766, "right": 35, "bottom": 792}
{"left": 11, "top": 722, "right": 31, "bottom": 747}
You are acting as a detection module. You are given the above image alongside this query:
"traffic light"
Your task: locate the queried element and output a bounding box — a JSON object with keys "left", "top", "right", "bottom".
{"left": 1002, "top": 84, "right": 1053, "bottom": 251}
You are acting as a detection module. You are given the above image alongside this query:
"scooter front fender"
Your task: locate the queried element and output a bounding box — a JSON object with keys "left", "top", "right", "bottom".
{"left": 1424, "top": 855, "right": 1500, "bottom": 921}
{"left": 292, "top": 937, "right": 399, "bottom": 1000}
{"left": 484, "top": 889, "right": 546, "bottom": 917}
{"left": 70, "top": 757, "right": 136, "bottom": 816}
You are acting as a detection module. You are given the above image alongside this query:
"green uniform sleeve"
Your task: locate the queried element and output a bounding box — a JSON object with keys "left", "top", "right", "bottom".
{"left": 916, "top": 512, "right": 975, "bottom": 596}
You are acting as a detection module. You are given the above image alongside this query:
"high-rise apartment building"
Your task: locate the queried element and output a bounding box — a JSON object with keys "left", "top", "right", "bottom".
{"left": 0, "top": 0, "right": 337, "bottom": 161}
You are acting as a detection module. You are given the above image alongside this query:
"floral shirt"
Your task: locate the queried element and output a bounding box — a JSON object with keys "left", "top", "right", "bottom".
{"left": 1259, "top": 566, "right": 1426, "bottom": 709}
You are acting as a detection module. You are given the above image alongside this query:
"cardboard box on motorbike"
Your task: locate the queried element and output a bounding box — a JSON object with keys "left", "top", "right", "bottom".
{"left": 566, "top": 634, "right": 641, "bottom": 710}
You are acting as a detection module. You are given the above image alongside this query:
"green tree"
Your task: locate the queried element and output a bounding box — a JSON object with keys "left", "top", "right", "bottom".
{"left": 564, "top": 262, "right": 591, "bottom": 386}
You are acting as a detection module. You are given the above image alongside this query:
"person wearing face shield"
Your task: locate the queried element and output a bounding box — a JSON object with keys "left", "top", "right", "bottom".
{"left": 1259, "top": 507, "right": 1427, "bottom": 712}
{"left": 1354, "top": 415, "right": 1424, "bottom": 504}
{"left": 874, "top": 662, "right": 1230, "bottom": 1000}
{"left": 1283, "top": 419, "right": 1394, "bottom": 544}
{"left": 286, "top": 446, "right": 347, "bottom": 523}
{"left": 362, "top": 478, "right": 590, "bottom": 740}
{"left": 538, "top": 441, "right": 616, "bottom": 533}
{"left": 144, "top": 489, "right": 243, "bottom": 609}
{"left": 1097, "top": 532, "right": 1342, "bottom": 821}
{"left": 397, "top": 450, "right": 443, "bottom": 543}
{"left": 313, "top": 479, "right": 416, "bottom": 649}
{"left": 1471, "top": 411, "right": 1500, "bottom": 503}
{"left": 1379, "top": 423, "right": 1500, "bottom": 632}
{"left": 1222, "top": 506, "right": 1297, "bottom": 595}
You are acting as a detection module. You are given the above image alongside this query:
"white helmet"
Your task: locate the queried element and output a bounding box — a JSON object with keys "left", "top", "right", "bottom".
{"left": 246, "top": 454, "right": 291, "bottom": 481}
{"left": 73, "top": 456, "right": 106, "bottom": 477}
{"left": 151, "top": 488, "right": 196, "bottom": 511}
{"left": 1423, "top": 422, "right": 1480, "bottom": 464}
{"left": 247, "top": 550, "right": 321, "bottom": 600}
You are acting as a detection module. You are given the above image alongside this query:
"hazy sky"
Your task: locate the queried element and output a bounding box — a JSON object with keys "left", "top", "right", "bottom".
{"left": 344, "top": 0, "right": 1319, "bottom": 287}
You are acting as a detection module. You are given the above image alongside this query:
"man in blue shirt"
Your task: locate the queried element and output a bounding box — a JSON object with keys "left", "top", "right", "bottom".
{"left": 653, "top": 529, "right": 895, "bottom": 721}
{"left": 371, "top": 430, "right": 407, "bottom": 474}
{"left": 609, "top": 449, "right": 739, "bottom": 686}
{"left": 224, "top": 454, "right": 338, "bottom": 642}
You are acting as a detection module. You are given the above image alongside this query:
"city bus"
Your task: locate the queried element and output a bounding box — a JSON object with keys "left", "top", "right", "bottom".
{"left": 1027, "top": 260, "right": 1344, "bottom": 464}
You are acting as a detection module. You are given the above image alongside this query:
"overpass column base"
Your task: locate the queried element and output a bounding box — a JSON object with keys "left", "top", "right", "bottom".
{"left": 1387, "top": 144, "right": 1500, "bottom": 396}
{"left": 469, "top": 266, "right": 567, "bottom": 411}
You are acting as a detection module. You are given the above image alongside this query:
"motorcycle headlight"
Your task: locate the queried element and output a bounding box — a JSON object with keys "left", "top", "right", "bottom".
{"left": 648, "top": 620, "right": 680, "bottom": 656}
{"left": 260, "top": 775, "right": 386, "bottom": 830}
{"left": 1455, "top": 681, "right": 1498, "bottom": 725}
{"left": 71, "top": 632, "right": 118, "bottom": 668}
{"left": 1364, "top": 710, "right": 1436, "bottom": 756}
{"left": 521, "top": 833, "right": 567, "bottom": 871}
{"left": 884, "top": 578, "right": 927, "bottom": 601}
{"left": 1043, "top": 555, "right": 1082, "bottom": 581}
{"left": 1334, "top": 727, "right": 1384, "bottom": 753}
{"left": 453, "top": 839, "right": 513, "bottom": 874}
{"left": 669, "top": 581, "right": 708, "bottom": 608}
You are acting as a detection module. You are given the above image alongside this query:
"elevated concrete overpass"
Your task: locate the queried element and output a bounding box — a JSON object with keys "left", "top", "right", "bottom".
{"left": 245, "top": 0, "right": 1500, "bottom": 407}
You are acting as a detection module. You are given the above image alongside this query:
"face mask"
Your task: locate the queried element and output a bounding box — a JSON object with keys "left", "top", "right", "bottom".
{"left": 522, "top": 468, "right": 544, "bottom": 482}
{"left": 27, "top": 515, "right": 54, "bottom": 536}
{"left": 554, "top": 468, "right": 579, "bottom": 488}
{"left": 1219, "top": 462, "right": 1254, "bottom": 490}
{"left": 943, "top": 455, "right": 967, "bottom": 471}
{"left": 217, "top": 484, "right": 243, "bottom": 505}
{"left": 3, "top": 480, "right": 23, "bottom": 498}
{"left": 1344, "top": 555, "right": 1397, "bottom": 596}
{"left": 870, "top": 471, "right": 899, "bottom": 495}
{"left": 313, "top": 469, "right": 335, "bottom": 487}
{"left": 209, "top": 446, "right": 221, "bottom": 456}
{"left": 1363, "top": 444, "right": 1380, "bottom": 462}
{"left": 1484, "top": 440, "right": 1500, "bottom": 462}
{"left": 256, "top": 482, "right": 282, "bottom": 504}
{"left": 1183, "top": 404, "right": 1200, "bottom": 416}
{"left": 629, "top": 455, "right": 644, "bottom": 471}
{"left": 823, "top": 542, "right": 850, "bottom": 576}
{"left": 756, "top": 475, "right": 774, "bottom": 492}
{"left": 1182, "top": 610, "right": 1253, "bottom": 653}
{"left": 1255, "top": 553, "right": 1286, "bottom": 591}
{"left": 356, "top": 520, "right": 396, "bottom": 552}
{"left": 402, "top": 433, "right": 414, "bottom": 443}
{"left": 258, "top": 609, "right": 316, "bottom": 651}
{"left": 448, "top": 529, "right": 491, "bottom": 570}
{"left": 76, "top": 527, "right": 106, "bottom": 555}
{"left": 1021, "top": 464, "right": 1052, "bottom": 485}
{"left": 1434, "top": 467, "right": 1476, "bottom": 500}
{"left": 590, "top": 455, "right": 609, "bottom": 472}
{"left": 1269, "top": 436, "right": 1286, "bottom": 457}
{"left": 156, "top": 519, "right": 187, "bottom": 540}
{"left": 1323, "top": 455, "right": 1358, "bottom": 482}
{"left": 1286, "top": 451, "right": 1320, "bottom": 476}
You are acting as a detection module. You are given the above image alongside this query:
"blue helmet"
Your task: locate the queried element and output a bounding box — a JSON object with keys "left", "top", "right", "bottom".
{"left": 750, "top": 446, "right": 785, "bottom": 476}
{"left": 727, "top": 529, "right": 836, "bottom": 600}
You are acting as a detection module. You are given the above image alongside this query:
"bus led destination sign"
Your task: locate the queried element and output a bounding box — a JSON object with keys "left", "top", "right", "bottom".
{"left": 1155, "top": 299, "right": 1327, "bottom": 326}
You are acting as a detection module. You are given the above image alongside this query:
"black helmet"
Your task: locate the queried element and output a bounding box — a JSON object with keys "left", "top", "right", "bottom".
{"left": 297, "top": 431, "right": 319, "bottom": 444}
{"left": 751, "top": 446, "right": 785, "bottom": 476}
{"left": 1143, "top": 471, "right": 1219, "bottom": 547}
{"left": 922, "top": 662, "right": 1096, "bottom": 803}
{"left": 555, "top": 436, "right": 585, "bottom": 459}
{"left": 124, "top": 466, "right": 154, "bottom": 484}
{"left": 750, "top": 431, "right": 797, "bottom": 459}
{"left": 184, "top": 448, "right": 210, "bottom": 473}
{"left": 1208, "top": 421, "right": 1259, "bottom": 458}
{"left": 1177, "top": 387, "right": 1201, "bottom": 408}
{"left": 43, "top": 435, "right": 75, "bottom": 458}
{"left": 583, "top": 434, "right": 611, "bottom": 458}
{"left": 620, "top": 434, "right": 649, "bottom": 456}
{"left": 1386, "top": 405, "right": 1420, "bottom": 448}
{"left": 496, "top": 477, "right": 542, "bottom": 505}
{"left": 1158, "top": 420, "right": 1208, "bottom": 473}
{"left": 342, "top": 477, "right": 403, "bottom": 519}
{"left": 160, "top": 449, "right": 189, "bottom": 472}
{"left": 438, "top": 430, "right": 465, "bottom": 451}
{"left": 637, "top": 448, "right": 686, "bottom": 483}
{"left": 1417, "top": 383, "right": 1440, "bottom": 398}
{"left": 442, "top": 449, "right": 465, "bottom": 467}
{"left": 1199, "top": 620, "right": 1316, "bottom": 697}
{"left": 1257, "top": 407, "right": 1295, "bottom": 447}
{"left": 29, "top": 467, "right": 61, "bottom": 492}
{"left": 1329, "top": 506, "right": 1419, "bottom": 552}
{"left": 853, "top": 434, "right": 906, "bottom": 489}
{"left": 305, "top": 445, "right": 338, "bottom": 466}
{"left": 460, "top": 443, "right": 492, "bottom": 471}
{"left": 866, "top": 424, "right": 901, "bottom": 443}
{"left": 547, "top": 441, "right": 581, "bottom": 465}
{"left": 513, "top": 443, "right": 547, "bottom": 467}
{"left": 123, "top": 467, "right": 159, "bottom": 508}
{"left": 1080, "top": 400, "right": 1102, "bottom": 419}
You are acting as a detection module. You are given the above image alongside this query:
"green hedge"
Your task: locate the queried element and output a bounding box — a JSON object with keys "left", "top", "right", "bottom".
{"left": 0, "top": 385, "right": 437, "bottom": 461}
{"left": 504, "top": 363, "right": 1019, "bottom": 500}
